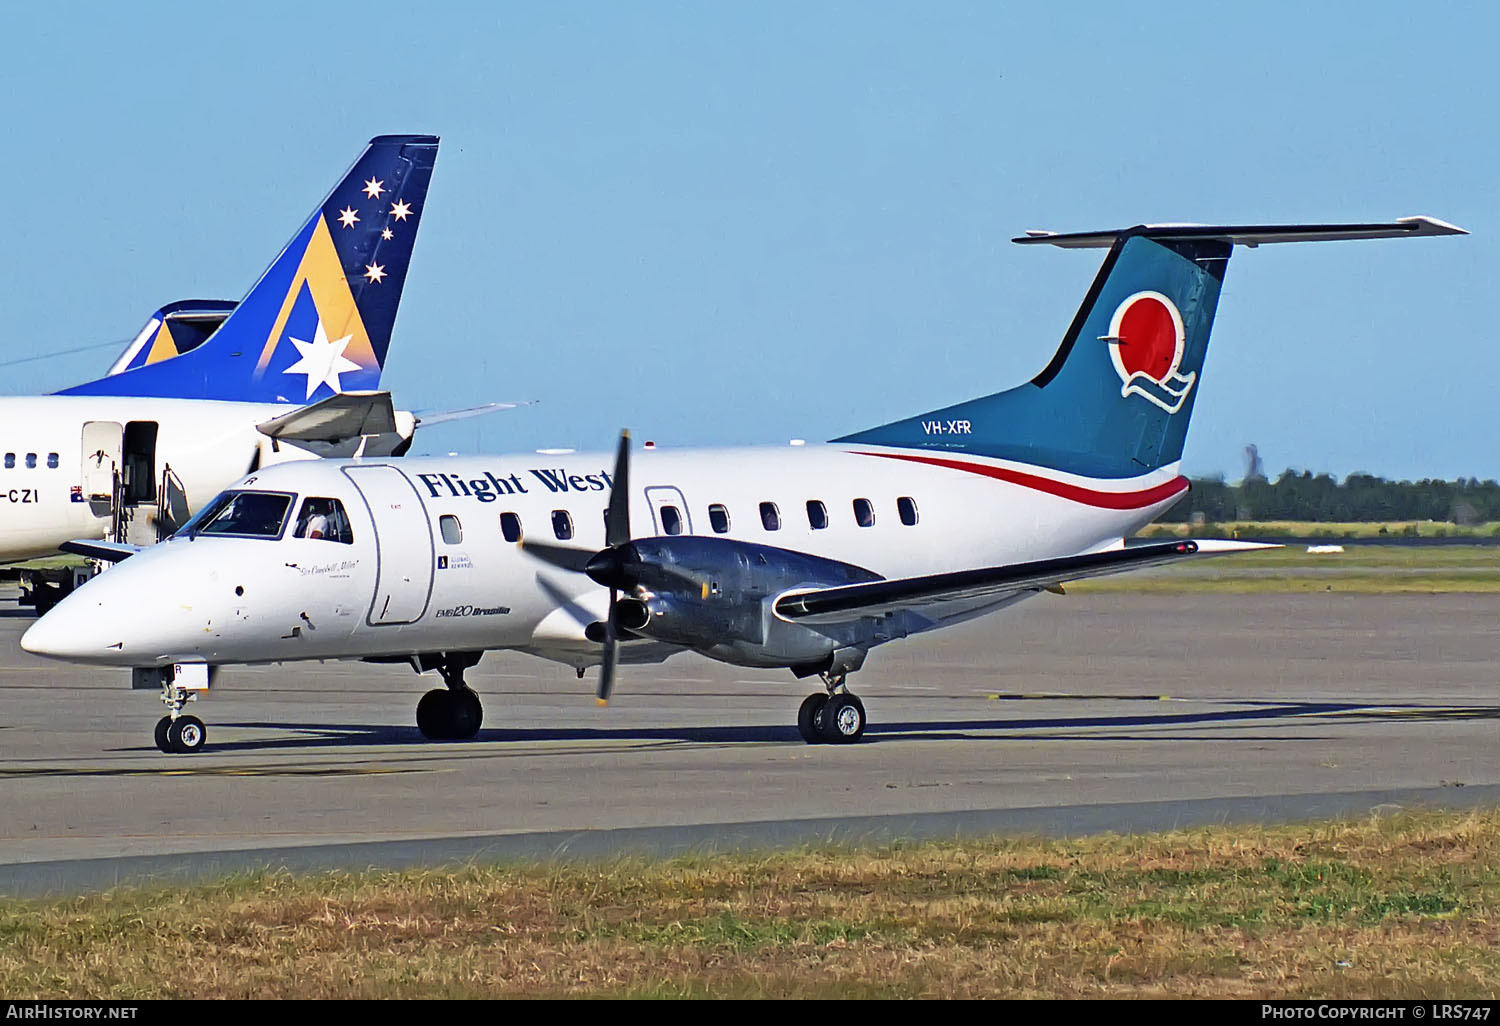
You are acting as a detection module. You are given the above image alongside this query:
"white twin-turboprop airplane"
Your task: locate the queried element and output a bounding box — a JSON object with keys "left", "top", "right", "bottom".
{"left": 21, "top": 217, "right": 1465, "bottom": 753}
{"left": 0, "top": 135, "right": 515, "bottom": 610}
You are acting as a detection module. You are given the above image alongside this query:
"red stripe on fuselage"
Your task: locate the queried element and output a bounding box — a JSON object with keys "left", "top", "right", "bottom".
{"left": 853, "top": 451, "right": 1188, "bottom": 510}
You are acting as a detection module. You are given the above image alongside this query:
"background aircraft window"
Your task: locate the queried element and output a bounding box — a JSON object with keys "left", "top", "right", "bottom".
{"left": 708, "top": 504, "right": 731, "bottom": 534}
{"left": 853, "top": 498, "right": 875, "bottom": 527}
{"left": 552, "top": 509, "right": 574, "bottom": 540}
{"left": 898, "top": 496, "right": 920, "bottom": 526}
{"left": 500, "top": 512, "right": 522, "bottom": 543}
{"left": 759, "top": 501, "right": 781, "bottom": 531}
{"left": 439, "top": 515, "right": 463, "bottom": 545}
{"left": 294, "top": 497, "right": 354, "bottom": 543}
{"left": 3, "top": 454, "right": 12, "bottom": 469}
{"left": 24, "top": 453, "right": 35, "bottom": 469}
{"left": 660, "top": 504, "right": 684, "bottom": 535}
{"left": 806, "top": 500, "right": 829, "bottom": 530}
{"left": 46, "top": 453, "right": 58, "bottom": 469}
{"left": 194, "top": 490, "right": 293, "bottom": 538}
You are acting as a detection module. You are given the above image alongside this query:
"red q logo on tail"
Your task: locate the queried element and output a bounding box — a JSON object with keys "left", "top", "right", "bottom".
{"left": 1102, "top": 291, "right": 1196, "bottom": 414}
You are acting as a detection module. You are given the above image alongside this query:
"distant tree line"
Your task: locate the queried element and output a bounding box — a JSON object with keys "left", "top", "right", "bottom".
{"left": 1157, "top": 471, "right": 1500, "bottom": 524}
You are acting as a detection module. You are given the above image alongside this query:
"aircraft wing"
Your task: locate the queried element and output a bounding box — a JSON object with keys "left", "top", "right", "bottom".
{"left": 59, "top": 539, "right": 143, "bottom": 563}
{"left": 774, "top": 539, "right": 1274, "bottom": 624}
{"left": 413, "top": 400, "right": 533, "bottom": 426}
{"left": 256, "top": 390, "right": 399, "bottom": 443}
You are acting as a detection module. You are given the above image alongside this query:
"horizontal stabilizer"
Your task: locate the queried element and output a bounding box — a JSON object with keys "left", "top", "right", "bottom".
{"left": 60, "top": 539, "right": 142, "bottom": 563}
{"left": 257, "top": 390, "right": 397, "bottom": 443}
{"left": 414, "top": 400, "right": 534, "bottom": 427}
{"left": 775, "top": 539, "right": 1276, "bottom": 624}
{"left": 1015, "top": 217, "right": 1467, "bottom": 249}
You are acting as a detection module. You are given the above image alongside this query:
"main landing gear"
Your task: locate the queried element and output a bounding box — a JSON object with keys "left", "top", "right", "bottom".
{"left": 796, "top": 671, "right": 867, "bottom": 745}
{"left": 414, "top": 651, "right": 484, "bottom": 741}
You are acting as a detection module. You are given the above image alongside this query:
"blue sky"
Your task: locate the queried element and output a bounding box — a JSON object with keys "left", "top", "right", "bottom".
{"left": 0, "top": 2, "right": 1491, "bottom": 481}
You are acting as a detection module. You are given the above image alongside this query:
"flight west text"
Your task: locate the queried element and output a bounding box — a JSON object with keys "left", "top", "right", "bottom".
{"left": 416, "top": 468, "right": 616, "bottom": 503}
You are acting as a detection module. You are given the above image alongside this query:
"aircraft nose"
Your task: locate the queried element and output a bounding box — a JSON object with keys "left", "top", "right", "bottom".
{"left": 21, "top": 597, "right": 118, "bottom": 661}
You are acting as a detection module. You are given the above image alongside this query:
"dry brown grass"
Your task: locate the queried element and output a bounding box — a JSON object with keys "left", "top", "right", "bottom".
{"left": 4, "top": 809, "right": 1499, "bottom": 998}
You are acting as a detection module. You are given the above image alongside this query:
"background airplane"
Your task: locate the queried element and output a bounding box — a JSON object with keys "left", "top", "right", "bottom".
{"left": 20, "top": 217, "right": 1465, "bottom": 753}
{"left": 0, "top": 135, "right": 446, "bottom": 611}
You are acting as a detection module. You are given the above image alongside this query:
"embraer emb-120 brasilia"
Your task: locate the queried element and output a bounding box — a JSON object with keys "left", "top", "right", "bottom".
{"left": 22, "top": 217, "right": 1465, "bottom": 753}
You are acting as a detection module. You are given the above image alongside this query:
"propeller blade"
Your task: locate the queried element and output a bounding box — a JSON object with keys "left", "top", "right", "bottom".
{"left": 597, "top": 587, "right": 619, "bottom": 705}
{"left": 605, "top": 429, "right": 631, "bottom": 548}
{"left": 519, "top": 539, "right": 596, "bottom": 573}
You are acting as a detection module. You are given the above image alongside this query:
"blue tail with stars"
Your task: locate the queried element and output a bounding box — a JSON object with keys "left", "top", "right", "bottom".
{"left": 59, "top": 135, "right": 439, "bottom": 404}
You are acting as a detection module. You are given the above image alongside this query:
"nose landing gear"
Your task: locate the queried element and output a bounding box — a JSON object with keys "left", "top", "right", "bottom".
{"left": 152, "top": 669, "right": 208, "bottom": 753}
{"left": 796, "top": 671, "right": 867, "bottom": 745}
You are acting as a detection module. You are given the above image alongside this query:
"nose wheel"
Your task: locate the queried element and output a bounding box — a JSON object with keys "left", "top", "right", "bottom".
{"left": 155, "top": 714, "right": 207, "bottom": 753}
{"left": 796, "top": 674, "right": 867, "bottom": 744}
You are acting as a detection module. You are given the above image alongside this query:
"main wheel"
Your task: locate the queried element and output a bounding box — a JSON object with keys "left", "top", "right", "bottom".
{"left": 166, "top": 715, "right": 206, "bottom": 753}
{"left": 154, "top": 716, "right": 173, "bottom": 753}
{"left": 448, "top": 687, "right": 483, "bottom": 740}
{"left": 797, "top": 693, "right": 828, "bottom": 744}
{"left": 818, "top": 693, "right": 866, "bottom": 744}
{"left": 416, "top": 689, "right": 450, "bottom": 740}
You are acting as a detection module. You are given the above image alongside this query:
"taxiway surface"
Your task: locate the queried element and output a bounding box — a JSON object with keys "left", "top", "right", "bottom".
{"left": 1, "top": 589, "right": 1495, "bottom": 894}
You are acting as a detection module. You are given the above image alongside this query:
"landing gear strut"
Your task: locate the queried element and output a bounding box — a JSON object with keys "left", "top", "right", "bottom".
{"left": 796, "top": 671, "right": 866, "bottom": 745}
{"left": 414, "top": 651, "right": 484, "bottom": 741}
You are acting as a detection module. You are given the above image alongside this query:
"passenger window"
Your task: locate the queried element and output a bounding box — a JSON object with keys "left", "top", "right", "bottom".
{"left": 708, "top": 504, "right": 731, "bottom": 534}
{"left": 46, "top": 453, "right": 58, "bottom": 469}
{"left": 660, "top": 505, "right": 683, "bottom": 536}
{"left": 3, "top": 454, "right": 12, "bottom": 469}
{"left": 898, "top": 496, "right": 919, "bottom": 526}
{"left": 853, "top": 498, "right": 875, "bottom": 527}
{"left": 806, "top": 500, "right": 828, "bottom": 530}
{"left": 500, "top": 512, "right": 522, "bottom": 543}
{"left": 439, "top": 514, "right": 463, "bottom": 545}
{"left": 294, "top": 497, "right": 354, "bottom": 543}
{"left": 552, "top": 509, "right": 574, "bottom": 540}
{"left": 759, "top": 501, "right": 781, "bottom": 531}
{"left": 24, "top": 453, "right": 35, "bottom": 469}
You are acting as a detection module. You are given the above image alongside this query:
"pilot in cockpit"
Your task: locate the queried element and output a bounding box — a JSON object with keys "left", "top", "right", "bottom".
{"left": 293, "top": 497, "right": 352, "bottom": 544}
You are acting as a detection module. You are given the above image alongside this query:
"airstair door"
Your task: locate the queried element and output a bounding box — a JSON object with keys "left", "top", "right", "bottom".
{"left": 80, "top": 421, "right": 123, "bottom": 508}
{"left": 343, "top": 465, "right": 435, "bottom": 625}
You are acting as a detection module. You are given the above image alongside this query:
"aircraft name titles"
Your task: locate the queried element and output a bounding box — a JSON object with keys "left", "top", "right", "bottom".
{"left": 415, "top": 468, "right": 616, "bottom": 504}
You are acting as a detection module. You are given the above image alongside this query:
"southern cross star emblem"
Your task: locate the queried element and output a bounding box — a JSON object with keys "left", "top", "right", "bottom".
{"left": 283, "top": 318, "right": 362, "bottom": 399}
{"left": 389, "top": 199, "right": 412, "bottom": 222}
{"left": 337, "top": 206, "right": 360, "bottom": 229}
{"left": 364, "top": 263, "right": 387, "bottom": 284}
{"left": 362, "top": 177, "right": 385, "bottom": 199}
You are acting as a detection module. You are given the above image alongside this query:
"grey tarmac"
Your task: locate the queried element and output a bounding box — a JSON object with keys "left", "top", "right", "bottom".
{"left": 0, "top": 588, "right": 1496, "bottom": 895}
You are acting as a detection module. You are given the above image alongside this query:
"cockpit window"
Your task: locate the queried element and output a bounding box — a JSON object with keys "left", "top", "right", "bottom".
{"left": 294, "top": 497, "right": 354, "bottom": 544}
{"left": 177, "top": 490, "right": 294, "bottom": 539}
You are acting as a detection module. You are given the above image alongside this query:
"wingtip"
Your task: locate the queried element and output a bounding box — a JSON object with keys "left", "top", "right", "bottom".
{"left": 1398, "top": 215, "right": 1468, "bottom": 234}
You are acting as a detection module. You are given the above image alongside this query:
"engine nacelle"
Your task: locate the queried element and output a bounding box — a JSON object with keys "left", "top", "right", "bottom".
{"left": 603, "top": 536, "right": 886, "bottom": 666}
